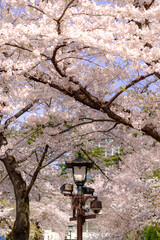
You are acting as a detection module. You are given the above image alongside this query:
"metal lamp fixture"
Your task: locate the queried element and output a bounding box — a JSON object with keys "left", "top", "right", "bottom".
{"left": 90, "top": 199, "right": 102, "bottom": 214}
{"left": 65, "top": 152, "right": 93, "bottom": 194}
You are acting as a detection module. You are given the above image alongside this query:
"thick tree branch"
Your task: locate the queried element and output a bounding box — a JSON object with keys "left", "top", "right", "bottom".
{"left": 27, "top": 73, "right": 160, "bottom": 142}
{"left": 56, "top": 0, "right": 75, "bottom": 34}
{"left": 57, "top": 0, "right": 75, "bottom": 23}
{"left": 141, "top": 124, "right": 160, "bottom": 142}
{"left": 0, "top": 132, "right": 7, "bottom": 147}
{"left": 1, "top": 154, "right": 27, "bottom": 198}
{"left": 154, "top": 71, "right": 160, "bottom": 79}
{"left": 0, "top": 69, "right": 7, "bottom": 73}
{"left": 51, "top": 44, "right": 67, "bottom": 77}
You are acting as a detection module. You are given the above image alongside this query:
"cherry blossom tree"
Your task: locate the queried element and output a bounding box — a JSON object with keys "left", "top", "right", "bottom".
{"left": 1, "top": 132, "right": 160, "bottom": 239}
{"left": 0, "top": 0, "right": 160, "bottom": 239}
{"left": 0, "top": 0, "right": 160, "bottom": 141}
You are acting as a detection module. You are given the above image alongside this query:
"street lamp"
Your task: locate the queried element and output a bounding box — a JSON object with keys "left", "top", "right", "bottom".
{"left": 68, "top": 223, "right": 74, "bottom": 240}
{"left": 61, "top": 152, "right": 102, "bottom": 240}
{"left": 65, "top": 152, "right": 93, "bottom": 194}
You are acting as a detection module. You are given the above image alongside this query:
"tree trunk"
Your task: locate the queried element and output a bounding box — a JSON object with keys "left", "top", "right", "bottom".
{"left": 1, "top": 155, "right": 30, "bottom": 240}
{"left": 12, "top": 194, "right": 29, "bottom": 240}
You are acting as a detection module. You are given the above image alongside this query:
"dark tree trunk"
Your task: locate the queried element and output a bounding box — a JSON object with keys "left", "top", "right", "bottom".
{"left": 13, "top": 193, "right": 29, "bottom": 240}
{"left": 1, "top": 155, "right": 30, "bottom": 240}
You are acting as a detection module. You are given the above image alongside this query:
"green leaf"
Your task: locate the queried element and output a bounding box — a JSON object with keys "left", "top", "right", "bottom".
{"left": 48, "top": 122, "right": 54, "bottom": 127}
{"left": 66, "top": 124, "right": 72, "bottom": 129}
{"left": 120, "top": 86, "right": 127, "bottom": 92}
{"left": 132, "top": 132, "right": 138, "bottom": 138}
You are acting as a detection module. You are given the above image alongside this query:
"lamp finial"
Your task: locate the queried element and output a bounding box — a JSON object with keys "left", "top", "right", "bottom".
{"left": 78, "top": 151, "right": 81, "bottom": 157}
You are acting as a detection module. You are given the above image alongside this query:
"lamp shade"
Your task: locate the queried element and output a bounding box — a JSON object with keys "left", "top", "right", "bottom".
{"left": 73, "top": 165, "right": 86, "bottom": 183}
{"left": 65, "top": 152, "right": 93, "bottom": 190}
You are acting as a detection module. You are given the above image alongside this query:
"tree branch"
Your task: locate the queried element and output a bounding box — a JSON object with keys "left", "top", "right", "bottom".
{"left": 51, "top": 43, "right": 69, "bottom": 77}
{"left": 57, "top": 0, "right": 75, "bottom": 23}
{"left": 81, "top": 148, "right": 112, "bottom": 181}
{"left": 4, "top": 100, "right": 39, "bottom": 129}
{"left": 55, "top": 120, "right": 116, "bottom": 136}
{"left": 25, "top": 144, "right": 49, "bottom": 196}
{"left": 28, "top": 4, "right": 47, "bottom": 16}
{"left": 5, "top": 43, "right": 50, "bottom": 59}
{"left": 5, "top": 43, "right": 32, "bottom": 53}
{"left": 106, "top": 73, "right": 154, "bottom": 108}
{"left": 42, "top": 150, "right": 66, "bottom": 168}
{"left": 0, "top": 173, "right": 9, "bottom": 184}
{"left": 56, "top": 0, "right": 75, "bottom": 34}
{"left": 76, "top": 123, "right": 118, "bottom": 139}
{"left": 27, "top": 74, "right": 160, "bottom": 142}
{"left": 1, "top": 154, "right": 27, "bottom": 198}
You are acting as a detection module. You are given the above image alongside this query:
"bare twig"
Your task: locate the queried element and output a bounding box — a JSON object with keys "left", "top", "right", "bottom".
{"left": 25, "top": 144, "right": 49, "bottom": 196}
{"left": 0, "top": 174, "right": 9, "bottom": 184}
{"left": 5, "top": 43, "right": 32, "bottom": 53}
{"left": 81, "top": 148, "right": 112, "bottom": 181}
{"left": 78, "top": 123, "right": 118, "bottom": 137}
{"left": 42, "top": 150, "right": 66, "bottom": 168}
{"left": 4, "top": 100, "right": 39, "bottom": 129}
{"left": 106, "top": 73, "right": 154, "bottom": 107}
{"left": 5, "top": 43, "right": 50, "bottom": 60}
{"left": 79, "top": 117, "right": 116, "bottom": 123}
{"left": 28, "top": 4, "right": 47, "bottom": 15}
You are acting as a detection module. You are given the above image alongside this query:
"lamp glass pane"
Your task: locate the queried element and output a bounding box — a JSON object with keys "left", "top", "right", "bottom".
{"left": 68, "top": 224, "right": 73, "bottom": 231}
{"left": 73, "top": 166, "right": 86, "bottom": 182}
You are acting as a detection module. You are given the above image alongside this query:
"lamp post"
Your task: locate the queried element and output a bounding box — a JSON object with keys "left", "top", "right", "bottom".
{"left": 68, "top": 223, "right": 73, "bottom": 240}
{"left": 60, "top": 152, "right": 102, "bottom": 240}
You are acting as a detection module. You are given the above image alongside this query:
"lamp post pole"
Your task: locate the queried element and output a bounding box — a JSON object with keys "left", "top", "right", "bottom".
{"left": 77, "top": 194, "right": 83, "bottom": 240}
{"left": 77, "top": 213, "right": 83, "bottom": 240}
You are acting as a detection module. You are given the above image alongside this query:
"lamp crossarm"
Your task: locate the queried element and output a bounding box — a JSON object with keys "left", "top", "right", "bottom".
{"left": 62, "top": 192, "right": 98, "bottom": 224}
{"left": 69, "top": 194, "right": 97, "bottom": 222}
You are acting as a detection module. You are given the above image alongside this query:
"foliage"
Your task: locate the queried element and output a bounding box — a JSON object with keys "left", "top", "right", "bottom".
{"left": 30, "top": 221, "right": 43, "bottom": 240}
{"left": 58, "top": 163, "right": 69, "bottom": 175}
{"left": 142, "top": 223, "right": 160, "bottom": 240}
{"left": 153, "top": 169, "right": 160, "bottom": 180}
{"left": 103, "top": 154, "right": 122, "bottom": 167}
{"left": 123, "top": 231, "right": 143, "bottom": 240}
{"left": 75, "top": 146, "right": 124, "bottom": 168}
{"left": 124, "top": 223, "right": 160, "bottom": 240}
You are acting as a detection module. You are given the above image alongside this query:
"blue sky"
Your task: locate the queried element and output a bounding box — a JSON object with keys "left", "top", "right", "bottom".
{"left": 94, "top": 0, "right": 113, "bottom": 5}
